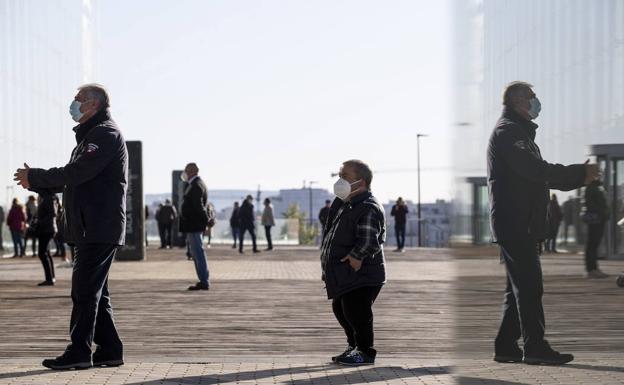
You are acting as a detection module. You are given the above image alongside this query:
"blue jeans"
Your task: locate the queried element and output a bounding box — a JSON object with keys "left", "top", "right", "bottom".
{"left": 11, "top": 230, "right": 24, "bottom": 256}
{"left": 187, "top": 232, "right": 209, "bottom": 285}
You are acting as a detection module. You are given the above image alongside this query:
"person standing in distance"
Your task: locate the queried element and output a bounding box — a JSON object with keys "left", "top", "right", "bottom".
{"left": 14, "top": 83, "right": 127, "bottom": 370}
{"left": 179, "top": 163, "right": 210, "bottom": 291}
{"left": 488, "top": 81, "right": 600, "bottom": 365}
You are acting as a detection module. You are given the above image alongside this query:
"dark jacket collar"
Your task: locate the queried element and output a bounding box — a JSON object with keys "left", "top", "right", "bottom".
{"left": 501, "top": 106, "right": 538, "bottom": 140}
{"left": 349, "top": 190, "right": 372, "bottom": 206}
{"left": 73, "top": 109, "right": 111, "bottom": 143}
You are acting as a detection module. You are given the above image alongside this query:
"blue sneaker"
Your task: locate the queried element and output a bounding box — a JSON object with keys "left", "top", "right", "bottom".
{"left": 335, "top": 348, "right": 375, "bottom": 366}
{"left": 331, "top": 345, "right": 354, "bottom": 363}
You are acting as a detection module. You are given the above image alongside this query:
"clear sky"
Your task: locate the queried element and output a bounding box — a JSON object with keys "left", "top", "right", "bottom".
{"left": 98, "top": 0, "right": 452, "bottom": 204}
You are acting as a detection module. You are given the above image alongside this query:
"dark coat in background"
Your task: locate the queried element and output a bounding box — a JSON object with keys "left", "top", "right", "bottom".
{"left": 238, "top": 200, "right": 255, "bottom": 229}
{"left": 179, "top": 177, "right": 208, "bottom": 233}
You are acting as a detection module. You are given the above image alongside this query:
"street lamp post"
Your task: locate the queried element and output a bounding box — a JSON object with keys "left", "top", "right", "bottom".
{"left": 417, "top": 134, "right": 428, "bottom": 247}
{"left": 307, "top": 181, "right": 317, "bottom": 226}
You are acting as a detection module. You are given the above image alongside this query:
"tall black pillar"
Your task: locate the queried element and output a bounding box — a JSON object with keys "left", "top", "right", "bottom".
{"left": 171, "top": 170, "right": 186, "bottom": 247}
{"left": 117, "top": 141, "right": 145, "bottom": 261}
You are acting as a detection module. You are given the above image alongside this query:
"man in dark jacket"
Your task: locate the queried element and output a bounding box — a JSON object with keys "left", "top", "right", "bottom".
{"left": 583, "top": 180, "right": 609, "bottom": 278}
{"left": 238, "top": 195, "right": 259, "bottom": 254}
{"left": 320, "top": 159, "right": 386, "bottom": 366}
{"left": 14, "top": 83, "right": 127, "bottom": 370}
{"left": 156, "top": 199, "right": 177, "bottom": 249}
{"left": 318, "top": 200, "right": 331, "bottom": 233}
{"left": 487, "top": 81, "right": 600, "bottom": 366}
{"left": 390, "top": 197, "right": 409, "bottom": 252}
{"left": 179, "top": 163, "right": 210, "bottom": 291}
{"left": 230, "top": 201, "right": 240, "bottom": 249}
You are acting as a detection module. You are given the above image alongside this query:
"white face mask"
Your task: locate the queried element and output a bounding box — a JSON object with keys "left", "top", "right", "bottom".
{"left": 69, "top": 100, "right": 84, "bottom": 122}
{"left": 528, "top": 97, "right": 541, "bottom": 119}
{"left": 333, "top": 178, "right": 361, "bottom": 201}
{"left": 180, "top": 171, "right": 189, "bottom": 182}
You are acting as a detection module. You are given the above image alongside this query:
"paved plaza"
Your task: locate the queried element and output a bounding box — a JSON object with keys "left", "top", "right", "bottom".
{"left": 0, "top": 245, "right": 622, "bottom": 384}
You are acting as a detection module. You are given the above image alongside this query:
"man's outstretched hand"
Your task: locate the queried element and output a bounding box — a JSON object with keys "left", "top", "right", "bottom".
{"left": 13, "top": 163, "right": 30, "bottom": 189}
{"left": 584, "top": 159, "right": 601, "bottom": 185}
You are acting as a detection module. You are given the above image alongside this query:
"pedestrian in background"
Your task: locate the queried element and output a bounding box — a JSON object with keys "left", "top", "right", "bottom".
{"left": 561, "top": 196, "right": 574, "bottom": 244}
{"left": 582, "top": 180, "right": 609, "bottom": 278}
{"left": 321, "top": 159, "right": 386, "bottom": 366}
{"left": 238, "top": 195, "right": 259, "bottom": 254}
{"left": 33, "top": 190, "right": 58, "bottom": 286}
{"left": 230, "top": 201, "right": 240, "bottom": 249}
{"left": 205, "top": 203, "right": 216, "bottom": 248}
{"left": 544, "top": 194, "right": 562, "bottom": 253}
{"left": 179, "top": 163, "right": 210, "bottom": 291}
{"left": 319, "top": 200, "right": 331, "bottom": 232}
{"left": 156, "top": 199, "right": 177, "bottom": 249}
{"left": 7, "top": 198, "right": 26, "bottom": 257}
{"left": 24, "top": 195, "right": 38, "bottom": 257}
{"left": 0, "top": 205, "right": 5, "bottom": 253}
{"left": 262, "top": 198, "right": 275, "bottom": 251}
{"left": 390, "top": 197, "right": 408, "bottom": 252}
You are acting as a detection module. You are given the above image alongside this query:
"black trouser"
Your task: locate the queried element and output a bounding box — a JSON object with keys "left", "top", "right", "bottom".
{"left": 585, "top": 222, "right": 605, "bottom": 272}
{"left": 332, "top": 285, "right": 382, "bottom": 357}
{"left": 239, "top": 226, "right": 257, "bottom": 252}
{"left": 395, "top": 224, "right": 406, "bottom": 249}
{"left": 0, "top": 224, "right": 4, "bottom": 250}
{"left": 495, "top": 239, "right": 546, "bottom": 354}
{"left": 264, "top": 225, "right": 273, "bottom": 249}
{"left": 67, "top": 244, "right": 123, "bottom": 359}
{"left": 544, "top": 222, "right": 560, "bottom": 252}
{"left": 24, "top": 232, "right": 37, "bottom": 255}
{"left": 163, "top": 223, "right": 173, "bottom": 247}
{"left": 37, "top": 232, "right": 55, "bottom": 282}
{"left": 157, "top": 222, "right": 166, "bottom": 248}
{"left": 231, "top": 226, "right": 239, "bottom": 246}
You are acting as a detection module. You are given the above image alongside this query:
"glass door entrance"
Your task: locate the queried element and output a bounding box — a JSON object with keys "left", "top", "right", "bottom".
{"left": 612, "top": 159, "right": 624, "bottom": 255}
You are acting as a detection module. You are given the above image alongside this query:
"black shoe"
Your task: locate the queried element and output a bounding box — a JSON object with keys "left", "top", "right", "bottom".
{"left": 253, "top": 249, "right": 261, "bottom": 253}
{"left": 232, "top": 245, "right": 237, "bottom": 249}
{"left": 42, "top": 353, "right": 92, "bottom": 370}
{"left": 264, "top": 247, "right": 273, "bottom": 251}
{"left": 239, "top": 250, "right": 244, "bottom": 254}
{"left": 523, "top": 346, "right": 574, "bottom": 365}
{"left": 494, "top": 343, "right": 523, "bottom": 363}
{"left": 93, "top": 347, "right": 124, "bottom": 367}
{"left": 37, "top": 280, "right": 55, "bottom": 286}
{"left": 331, "top": 345, "right": 354, "bottom": 362}
{"left": 336, "top": 348, "right": 375, "bottom": 366}
{"left": 187, "top": 282, "right": 209, "bottom": 291}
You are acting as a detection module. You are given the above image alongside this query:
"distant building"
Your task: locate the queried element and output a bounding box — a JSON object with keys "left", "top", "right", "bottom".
{"left": 269, "top": 188, "right": 335, "bottom": 225}
{"left": 383, "top": 200, "right": 451, "bottom": 248}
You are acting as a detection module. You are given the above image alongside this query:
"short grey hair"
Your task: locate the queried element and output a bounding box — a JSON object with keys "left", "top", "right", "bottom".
{"left": 343, "top": 159, "right": 373, "bottom": 188}
{"left": 502, "top": 81, "right": 533, "bottom": 106}
{"left": 78, "top": 83, "right": 110, "bottom": 109}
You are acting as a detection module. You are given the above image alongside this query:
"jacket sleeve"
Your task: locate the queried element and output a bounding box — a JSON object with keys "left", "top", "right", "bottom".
{"left": 390, "top": 206, "right": 396, "bottom": 216}
{"left": 28, "top": 129, "right": 120, "bottom": 189}
{"left": 349, "top": 208, "right": 383, "bottom": 261}
{"left": 498, "top": 128, "right": 586, "bottom": 191}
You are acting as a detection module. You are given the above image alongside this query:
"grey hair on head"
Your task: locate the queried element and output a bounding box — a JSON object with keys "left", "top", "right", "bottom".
{"left": 78, "top": 83, "right": 110, "bottom": 109}
{"left": 502, "top": 81, "right": 533, "bottom": 106}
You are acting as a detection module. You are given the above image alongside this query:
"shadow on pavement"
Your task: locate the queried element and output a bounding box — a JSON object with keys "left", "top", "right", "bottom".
{"left": 121, "top": 364, "right": 451, "bottom": 385}
{"left": 566, "top": 363, "right": 624, "bottom": 373}
{"left": 0, "top": 369, "right": 53, "bottom": 380}
{"left": 455, "top": 377, "right": 531, "bottom": 385}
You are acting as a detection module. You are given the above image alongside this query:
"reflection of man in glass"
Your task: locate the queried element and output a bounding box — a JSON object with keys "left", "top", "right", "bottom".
{"left": 488, "top": 81, "right": 600, "bottom": 365}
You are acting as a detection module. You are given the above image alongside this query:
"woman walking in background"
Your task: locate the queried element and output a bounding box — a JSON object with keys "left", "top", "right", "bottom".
{"left": 7, "top": 198, "right": 26, "bottom": 257}
{"left": 262, "top": 198, "right": 275, "bottom": 251}
{"left": 33, "top": 190, "right": 58, "bottom": 286}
